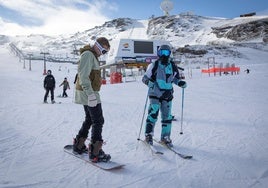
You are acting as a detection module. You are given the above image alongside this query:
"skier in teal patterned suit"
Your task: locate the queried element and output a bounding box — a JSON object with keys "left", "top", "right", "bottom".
{"left": 142, "top": 44, "right": 187, "bottom": 147}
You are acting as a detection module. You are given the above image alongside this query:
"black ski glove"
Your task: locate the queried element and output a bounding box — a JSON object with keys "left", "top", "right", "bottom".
{"left": 178, "top": 81, "right": 187, "bottom": 88}
{"left": 161, "top": 90, "right": 173, "bottom": 101}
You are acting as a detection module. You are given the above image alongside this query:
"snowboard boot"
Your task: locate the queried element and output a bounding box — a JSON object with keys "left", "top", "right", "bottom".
{"left": 88, "top": 141, "right": 111, "bottom": 163}
{"left": 145, "top": 134, "right": 153, "bottom": 145}
{"left": 161, "top": 136, "right": 173, "bottom": 147}
{"left": 73, "top": 136, "right": 87, "bottom": 154}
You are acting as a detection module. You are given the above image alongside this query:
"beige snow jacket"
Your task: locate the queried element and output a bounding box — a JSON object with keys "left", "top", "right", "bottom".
{"left": 75, "top": 46, "right": 102, "bottom": 105}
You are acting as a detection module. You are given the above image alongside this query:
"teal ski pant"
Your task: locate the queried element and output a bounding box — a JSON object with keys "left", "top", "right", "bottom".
{"left": 145, "top": 98, "right": 173, "bottom": 139}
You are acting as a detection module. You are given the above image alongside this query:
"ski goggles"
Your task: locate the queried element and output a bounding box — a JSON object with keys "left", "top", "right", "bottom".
{"left": 159, "top": 49, "right": 171, "bottom": 56}
{"left": 95, "top": 41, "right": 109, "bottom": 55}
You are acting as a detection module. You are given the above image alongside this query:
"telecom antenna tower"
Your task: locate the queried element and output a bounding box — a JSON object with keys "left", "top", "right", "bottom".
{"left": 160, "top": 0, "right": 174, "bottom": 16}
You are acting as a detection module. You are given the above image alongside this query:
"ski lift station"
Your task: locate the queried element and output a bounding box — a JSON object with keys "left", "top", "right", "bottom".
{"left": 101, "top": 38, "right": 172, "bottom": 83}
{"left": 105, "top": 38, "right": 171, "bottom": 67}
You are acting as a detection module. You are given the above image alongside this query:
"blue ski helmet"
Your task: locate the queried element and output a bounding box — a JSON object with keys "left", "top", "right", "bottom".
{"left": 157, "top": 44, "right": 171, "bottom": 57}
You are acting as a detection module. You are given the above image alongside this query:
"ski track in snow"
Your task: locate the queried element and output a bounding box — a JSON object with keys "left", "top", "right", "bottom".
{"left": 1, "top": 45, "right": 268, "bottom": 188}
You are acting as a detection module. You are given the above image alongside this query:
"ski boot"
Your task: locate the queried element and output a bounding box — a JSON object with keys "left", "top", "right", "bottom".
{"left": 89, "top": 141, "right": 111, "bottom": 163}
{"left": 161, "top": 136, "right": 173, "bottom": 147}
{"left": 73, "top": 135, "right": 87, "bottom": 154}
{"left": 145, "top": 134, "right": 153, "bottom": 145}
{"left": 51, "top": 100, "right": 56, "bottom": 104}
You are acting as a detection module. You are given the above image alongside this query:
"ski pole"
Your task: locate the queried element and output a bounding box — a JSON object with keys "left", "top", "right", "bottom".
{"left": 180, "top": 88, "right": 185, "bottom": 135}
{"left": 137, "top": 89, "right": 149, "bottom": 140}
{"left": 72, "top": 86, "right": 75, "bottom": 103}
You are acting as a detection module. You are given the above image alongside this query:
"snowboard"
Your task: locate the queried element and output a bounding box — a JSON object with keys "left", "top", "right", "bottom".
{"left": 63, "top": 145, "right": 124, "bottom": 170}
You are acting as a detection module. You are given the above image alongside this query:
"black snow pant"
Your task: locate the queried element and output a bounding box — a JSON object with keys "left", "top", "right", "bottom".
{"left": 78, "top": 104, "right": 104, "bottom": 142}
{"left": 44, "top": 88, "right": 54, "bottom": 102}
{"left": 62, "top": 89, "right": 68, "bottom": 97}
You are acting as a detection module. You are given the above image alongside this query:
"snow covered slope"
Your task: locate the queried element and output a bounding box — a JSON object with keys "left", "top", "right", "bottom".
{"left": 0, "top": 37, "right": 268, "bottom": 187}
{"left": 1, "top": 12, "right": 268, "bottom": 188}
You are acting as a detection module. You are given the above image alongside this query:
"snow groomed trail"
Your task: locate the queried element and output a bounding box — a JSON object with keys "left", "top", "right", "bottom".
{"left": 0, "top": 46, "right": 268, "bottom": 188}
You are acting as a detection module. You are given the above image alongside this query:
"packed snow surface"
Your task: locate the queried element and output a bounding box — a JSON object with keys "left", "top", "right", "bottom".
{"left": 0, "top": 41, "right": 268, "bottom": 188}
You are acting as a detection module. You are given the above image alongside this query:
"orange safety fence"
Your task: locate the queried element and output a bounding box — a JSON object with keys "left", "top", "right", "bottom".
{"left": 201, "top": 67, "right": 240, "bottom": 73}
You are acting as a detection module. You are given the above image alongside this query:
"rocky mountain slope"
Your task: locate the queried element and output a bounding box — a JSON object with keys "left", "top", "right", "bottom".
{"left": 1, "top": 14, "right": 268, "bottom": 62}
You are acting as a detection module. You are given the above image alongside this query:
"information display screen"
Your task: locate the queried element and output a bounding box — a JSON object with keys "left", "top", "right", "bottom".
{"left": 134, "top": 41, "right": 154, "bottom": 54}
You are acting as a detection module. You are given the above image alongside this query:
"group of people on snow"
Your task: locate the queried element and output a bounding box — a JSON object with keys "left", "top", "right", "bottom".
{"left": 43, "top": 72, "right": 70, "bottom": 103}
{"left": 43, "top": 37, "right": 187, "bottom": 163}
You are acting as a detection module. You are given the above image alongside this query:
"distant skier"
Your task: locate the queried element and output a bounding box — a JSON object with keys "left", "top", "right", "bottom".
{"left": 142, "top": 45, "right": 187, "bottom": 147}
{"left": 59, "top": 77, "right": 70, "bottom": 97}
{"left": 245, "top": 69, "right": 250, "bottom": 74}
{"left": 43, "top": 70, "right": 56, "bottom": 103}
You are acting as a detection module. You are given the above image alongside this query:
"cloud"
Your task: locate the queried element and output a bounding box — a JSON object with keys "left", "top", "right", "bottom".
{"left": 0, "top": 0, "right": 114, "bottom": 36}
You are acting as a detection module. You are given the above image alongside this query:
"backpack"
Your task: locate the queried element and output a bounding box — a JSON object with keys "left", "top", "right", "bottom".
{"left": 151, "top": 60, "right": 180, "bottom": 81}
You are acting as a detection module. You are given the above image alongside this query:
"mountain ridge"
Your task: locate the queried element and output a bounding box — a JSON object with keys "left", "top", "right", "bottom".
{"left": 2, "top": 14, "right": 268, "bottom": 63}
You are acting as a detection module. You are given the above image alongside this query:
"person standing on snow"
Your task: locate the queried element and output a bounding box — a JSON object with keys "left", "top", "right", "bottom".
{"left": 142, "top": 45, "right": 187, "bottom": 147}
{"left": 43, "top": 70, "right": 56, "bottom": 104}
{"left": 73, "top": 37, "right": 111, "bottom": 163}
{"left": 59, "top": 77, "right": 70, "bottom": 97}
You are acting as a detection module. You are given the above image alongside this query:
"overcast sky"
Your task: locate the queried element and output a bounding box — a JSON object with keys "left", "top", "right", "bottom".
{"left": 0, "top": 0, "right": 267, "bottom": 36}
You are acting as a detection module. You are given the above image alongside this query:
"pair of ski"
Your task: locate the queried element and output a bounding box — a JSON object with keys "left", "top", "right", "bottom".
{"left": 139, "top": 139, "right": 193, "bottom": 159}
